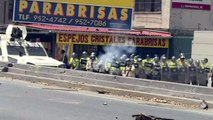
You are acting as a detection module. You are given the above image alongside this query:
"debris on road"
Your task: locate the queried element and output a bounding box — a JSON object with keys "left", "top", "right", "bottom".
{"left": 200, "top": 100, "right": 208, "bottom": 110}
{"left": 96, "top": 89, "right": 109, "bottom": 94}
{"left": 132, "top": 113, "right": 174, "bottom": 120}
{"left": 103, "top": 102, "right": 108, "bottom": 105}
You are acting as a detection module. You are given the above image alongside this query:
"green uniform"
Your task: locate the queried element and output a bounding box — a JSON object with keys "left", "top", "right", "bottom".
{"left": 177, "top": 60, "right": 187, "bottom": 83}
{"left": 109, "top": 61, "right": 121, "bottom": 76}
{"left": 69, "top": 57, "right": 79, "bottom": 69}
{"left": 200, "top": 63, "right": 210, "bottom": 86}
{"left": 119, "top": 61, "right": 126, "bottom": 74}
{"left": 168, "top": 60, "right": 178, "bottom": 82}
{"left": 160, "top": 61, "right": 169, "bottom": 81}
{"left": 142, "top": 59, "right": 153, "bottom": 79}
{"left": 152, "top": 61, "right": 161, "bottom": 80}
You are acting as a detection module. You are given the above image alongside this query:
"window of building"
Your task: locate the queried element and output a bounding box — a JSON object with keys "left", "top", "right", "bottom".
{"left": 135, "top": 0, "right": 162, "bottom": 12}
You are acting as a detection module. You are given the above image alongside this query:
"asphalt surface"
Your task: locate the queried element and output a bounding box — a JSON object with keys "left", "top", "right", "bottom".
{"left": 0, "top": 78, "right": 213, "bottom": 120}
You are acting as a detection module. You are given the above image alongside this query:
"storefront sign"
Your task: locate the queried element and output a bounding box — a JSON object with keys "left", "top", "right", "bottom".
{"left": 13, "top": 0, "right": 133, "bottom": 30}
{"left": 172, "top": 0, "right": 211, "bottom": 11}
{"left": 57, "top": 33, "right": 169, "bottom": 48}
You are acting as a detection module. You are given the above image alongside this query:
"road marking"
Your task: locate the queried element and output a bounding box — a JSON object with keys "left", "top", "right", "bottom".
{"left": 27, "top": 85, "right": 41, "bottom": 89}
{"left": 48, "top": 98, "right": 81, "bottom": 105}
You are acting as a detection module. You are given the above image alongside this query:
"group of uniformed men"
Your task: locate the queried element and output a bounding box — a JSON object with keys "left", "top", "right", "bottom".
{"left": 66, "top": 51, "right": 213, "bottom": 87}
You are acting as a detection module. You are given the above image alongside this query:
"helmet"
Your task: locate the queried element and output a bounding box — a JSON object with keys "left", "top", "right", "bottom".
{"left": 138, "top": 58, "right": 142, "bottom": 62}
{"left": 189, "top": 58, "right": 194, "bottom": 64}
{"left": 122, "top": 54, "right": 127, "bottom": 60}
{"left": 179, "top": 53, "right": 184, "bottom": 57}
{"left": 204, "top": 58, "right": 208, "bottom": 63}
{"left": 154, "top": 56, "right": 159, "bottom": 62}
{"left": 154, "top": 54, "right": 158, "bottom": 58}
{"left": 125, "top": 58, "right": 131, "bottom": 62}
{"left": 91, "top": 52, "right": 95, "bottom": 56}
{"left": 82, "top": 51, "right": 87, "bottom": 56}
{"left": 130, "top": 54, "right": 135, "bottom": 58}
{"left": 171, "top": 56, "right": 176, "bottom": 61}
{"left": 90, "top": 54, "right": 95, "bottom": 59}
{"left": 146, "top": 54, "right": 150, "bottom": 59}
{"left": 161, "top": 56, "right": 167, "bottom": 62}
{"left": 195, "top": 60, "right": 200, "bottom": 65}
{"left": 180, "top": 55, "right": 185, "bottom": 59}
{"left": 161, "top": 54, "right": 166, "bottom": 58}
{"left": 120, "top": 56, "right": 124, "bottom": 61}
{"left": 134, "top": 55, "right": 139, "bottom": 59}
{"left": 72, "top": 52, "right": 76, "bottom": 57}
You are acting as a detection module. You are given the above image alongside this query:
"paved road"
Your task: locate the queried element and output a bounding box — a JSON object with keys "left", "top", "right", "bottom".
{"left": 0, "top": 79, "right": 212, "bottom": 120}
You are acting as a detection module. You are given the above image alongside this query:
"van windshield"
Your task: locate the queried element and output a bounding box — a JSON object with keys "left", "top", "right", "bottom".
{"left": 7, "top": 46, "right": 26, "bottom": 55}
{"left": 26, "top": 47, "right": 47, "bottom": 56}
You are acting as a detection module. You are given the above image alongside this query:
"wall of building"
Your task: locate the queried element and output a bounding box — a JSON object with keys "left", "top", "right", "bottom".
{"left": 134, "top": 0, "right": 213, "bottom": 32}
{"left": 192, "top": 31, "right": 213, "bottom": 63}
{"left": 133, "top": 0, "right": 171, "bottom": 29}
{"left": 170, "top": 1, "right": 213, "bottom": 32}
{"left": 0, "top": 0, "right": 13, "bottom": 26}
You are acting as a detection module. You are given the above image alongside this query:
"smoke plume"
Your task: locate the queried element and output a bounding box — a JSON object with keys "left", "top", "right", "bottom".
{"left": 98, "top": 41, "right": 136, "bottom": 66}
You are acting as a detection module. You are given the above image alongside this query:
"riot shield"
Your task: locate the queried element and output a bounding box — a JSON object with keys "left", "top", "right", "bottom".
{"left": 187, "top": 66, "right": 197, "bottom": 85}
{"left": 178, "top": 67, "right": 187, "bottom": 84}
{"left": 152, "top": 64, "right": 161, "bottom": 80}
{"left": 81, "top": 59, "right": 87, "bottom": 65}
{"left": 144, "top": 62, "right": 153, "bottom": 79}
{"left": 161, "top": 67, "right": 169, "bottom": 81}
{"left": 109, "top": 62, "right": 121, "bottom": 76}
{"left": 144, "top": 62, "right": 153, "bottom": 69}
{"left": 134, "top": 63, "right": 140, "bottom": 78}
{"left": 196, "top": 68, "right": 207, "bottom": 86}
{"left": 169, "top": 68, "right": 178, "bottom": 82}
{"left": 80, "top": 59, "right": 87, "bottom": 71}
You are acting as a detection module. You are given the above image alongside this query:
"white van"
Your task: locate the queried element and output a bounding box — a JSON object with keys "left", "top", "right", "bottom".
{"left": 0, "top": 24, "right": 65, "bottom": 68}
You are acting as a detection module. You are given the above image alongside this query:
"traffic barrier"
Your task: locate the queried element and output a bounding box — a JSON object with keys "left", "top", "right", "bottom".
{"left": 2, "top": 62, "right": 213, "bottom": 101}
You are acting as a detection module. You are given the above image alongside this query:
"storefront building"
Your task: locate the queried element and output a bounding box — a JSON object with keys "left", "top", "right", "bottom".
{"left": 10, "top": 0, "right": 171, "bottom": 60}
{"left": 24, "top": 24, "right": 171, "bottom": 59}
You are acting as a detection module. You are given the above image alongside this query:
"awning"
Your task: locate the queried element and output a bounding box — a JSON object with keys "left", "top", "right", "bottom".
{"left": 23, "top": 23, "right": 172, "bottom": 38}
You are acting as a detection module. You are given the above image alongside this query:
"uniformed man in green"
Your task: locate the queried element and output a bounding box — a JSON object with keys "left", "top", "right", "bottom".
{"left": 135, "top": 58, "right": 145, "bottom": 78}
{"left": 168, "top": 56, "right": 178, "bottom": 82}
{"left": 152, "top": 56, "right": 161, "bottom": 80}
{"left": 109, "top": 56, "right": 121, "bottom": 76}
{"left": 142, "top": 54, "right": 153, "bottom": 79}
{"left": 177, "top": 55, "right": 188, "bottom": 83}
{"left": 119, "top": 56, "right": 126, "bottom": 75}
{"left": 69, "top": 52, "right": 79, "bottom": 70}
{"left": 187, "top": 58, "right": 197, "bottom": 85}
{"left": 201, "top": 58, "right": 210, "bottom": 86}
{"left": 195, "top": 60, "right": 206, "bottom": 86}
{"left": 160, "top": 56, "right": 169, "bottom": 81}
{"left": 80, "top": 51, "right": 88, "bottom": 71}
{"left": 86, "top": 54, "right": 98, "bottom": 72}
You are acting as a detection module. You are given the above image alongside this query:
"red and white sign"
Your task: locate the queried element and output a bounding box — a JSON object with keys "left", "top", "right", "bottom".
{"left": 172, "top": 0, "right": 211, "bottom": 11}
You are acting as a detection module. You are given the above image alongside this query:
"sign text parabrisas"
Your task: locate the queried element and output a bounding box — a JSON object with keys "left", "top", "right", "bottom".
{"left": 19, "top": 0, "right": 129, "bottom": 21}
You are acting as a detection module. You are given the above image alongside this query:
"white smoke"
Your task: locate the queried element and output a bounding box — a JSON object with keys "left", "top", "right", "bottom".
{"left": 98, "top": 40, "right": 136, "bottom": 66}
